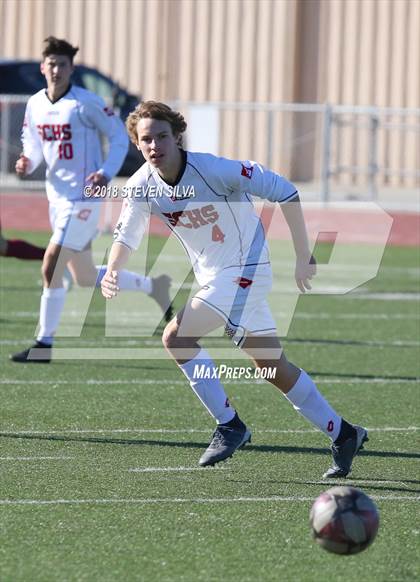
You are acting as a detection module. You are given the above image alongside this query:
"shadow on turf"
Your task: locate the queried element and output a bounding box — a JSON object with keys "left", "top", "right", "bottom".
{"left": 2, "top": 433, "right": 419, "bottom": 494}
{"left": 306, "top": 370, "right": 419, "bottom": 382}
{"left": 227, "top": 478, "right": 420, "bottom": 494}
{"left": 286, "top": 337, "right": 417, "bottom": 349}
{"left": 1, "top": 432, "right": 419, "bottom": 462}
{"left": 342, "top": 479, "right": 420, "bottom": 494}
{"left": 308, "top": 481, "right": 420, "bottom": 495}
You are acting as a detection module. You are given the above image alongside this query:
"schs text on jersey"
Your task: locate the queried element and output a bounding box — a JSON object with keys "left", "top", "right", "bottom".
{"left": 36, "top": 124, "right": 72, "bottom": 141}
{"left": 162, "top": 204, "right": 219, "bottom": 229}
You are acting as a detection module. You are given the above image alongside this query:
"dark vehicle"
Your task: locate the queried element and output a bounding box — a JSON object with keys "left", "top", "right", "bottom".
{"left": 0, "top": 60, "right": 143, "bottom": 177}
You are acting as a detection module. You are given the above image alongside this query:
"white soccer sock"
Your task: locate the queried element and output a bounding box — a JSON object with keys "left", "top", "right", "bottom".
{"left": 179, "top": 349, "right": 236, "bottom": 425}
{"left": 284, "top": 369, "right": 342, "bottom": 441}
{"left": 95, "top": 266, "right": 152, "bottom": 294}
{"left": 36, "top": 287, "right": 67, "bottom": 345}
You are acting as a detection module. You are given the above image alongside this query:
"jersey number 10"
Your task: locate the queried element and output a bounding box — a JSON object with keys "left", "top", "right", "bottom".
{"left": 58, "top": 143, "right": 74, "bottom": 160}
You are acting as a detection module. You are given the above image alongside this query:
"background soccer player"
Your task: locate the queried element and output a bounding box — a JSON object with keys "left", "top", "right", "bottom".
{"left": 101, "top": 101, "right": 368, "bottom": 479}
{"left": 11, "top": 38, "right": 172, "bottom": 363}
{"left": 0, "top": 224, "right": 45, "bottom": 260}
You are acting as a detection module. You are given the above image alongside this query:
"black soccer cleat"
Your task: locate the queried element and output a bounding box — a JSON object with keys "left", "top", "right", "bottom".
{"left": 150, "top": 274, "right": 174, "bottom": 322}
{"left": 10, "top": 341, "right": 52, "bottom": 364}
{"left": 323, "top": 425, "right": 368, "bottom": 479}
{"left": 199, "top": 424, "right": 252, "bottom": 467}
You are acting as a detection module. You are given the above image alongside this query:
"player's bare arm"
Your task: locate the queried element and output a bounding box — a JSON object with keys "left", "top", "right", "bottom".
{"left": 101, "top": 241, "right": 131, "bottom": 299}
{"left": 280, "top": 195, "right": 316, "bottom": 293}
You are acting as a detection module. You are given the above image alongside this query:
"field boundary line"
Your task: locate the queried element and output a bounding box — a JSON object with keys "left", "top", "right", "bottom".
{"left": 2, "top": 311, "right": 419, "bottom": 320}
{"left": 0, "top": 456, "right": 74, "bottom": 461}
{"left": 0, "top": 495, "right": 419, "bottom": 506}
{"left": 2, "top": 339, "right": 419, "bottom": 348}
{"left": 1, "top": 378, "right": 418, "bottom": 386}
{"left": 128, "top": 466, "right": 229, "bottom": 473}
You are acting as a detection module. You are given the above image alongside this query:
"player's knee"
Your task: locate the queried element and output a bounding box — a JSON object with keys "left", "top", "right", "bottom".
{"left": 73, "top": 274, "right": 94, "bottom": 287}
{"left": 41, "top": 257, "right": 56, "bottom": 285}
{"left": 70, "top": 264, "right": 96, "bottom": 287}
{"left": 161, "top": 322, "right": 179, "bottom": 350}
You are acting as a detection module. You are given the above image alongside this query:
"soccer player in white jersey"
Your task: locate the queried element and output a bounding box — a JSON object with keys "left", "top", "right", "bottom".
{"left": 11, "top": 38, "right": 172, "bottom": 364}
{"left": 101, "top": 101, "right": 368, "bottom": 479}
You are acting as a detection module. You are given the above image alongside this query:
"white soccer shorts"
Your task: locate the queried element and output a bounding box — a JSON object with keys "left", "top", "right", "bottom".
{"left": 193, "top": 263, "right": 277, "bottom": 346}
{"left": 49, "top": 200, "right": 101, "bottom": 251}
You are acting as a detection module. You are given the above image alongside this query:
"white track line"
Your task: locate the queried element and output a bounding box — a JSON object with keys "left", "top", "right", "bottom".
{"left": 0, "top": 377, "right": 418, "bottom": 386}
{"left": 0, "top": 495, "right": 418, "bottom": 506}
{"left": 2, "top": 311, "right": 419, "bottom": 320}
{"left": 2, "top": 338, "right": 418, "bottom": 348}
{"left": 349, "top": 292, "right": 420, "bottom": 301}
{"left": 1, "top": 427, "right": 418, "bottom": 435}
{"left": 0, "top": 456, "right": 74, "bottom": 461}
{"left": 128, "top": 466, "right": 228, "bottom": 473}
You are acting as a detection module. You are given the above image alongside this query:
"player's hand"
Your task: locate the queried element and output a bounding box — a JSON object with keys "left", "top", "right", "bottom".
{"left": 85, "top": 172, "right": 109, "bottom": 197}
{"left": 295, "top": 254, "right": 316, "bottom": 293}
{"left": 101, "top": 270, "right": 120, "bottom": 299}
{"left": 15, "top": 154, "right": 29, "bottom": 177}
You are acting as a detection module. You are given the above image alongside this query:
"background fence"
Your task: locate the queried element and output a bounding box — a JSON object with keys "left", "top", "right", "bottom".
{"left": 1, "top": 95, "right": 419, "bottom": 203}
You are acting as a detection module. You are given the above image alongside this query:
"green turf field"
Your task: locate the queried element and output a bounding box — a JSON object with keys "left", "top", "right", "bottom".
{"left": 0, "top": 230, "right": 419, "bottom": 582}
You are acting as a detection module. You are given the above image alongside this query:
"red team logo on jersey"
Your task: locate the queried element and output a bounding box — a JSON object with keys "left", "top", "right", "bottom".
{"left": 241, "top": 164, "right": 254, "bottom": 179}
{"left": 235, "top": 277, "right": 253, "bottom": 289}
{"left": 37, "top": 124, "right": 72, "bottom": 141}
{"left": 162, "top": 205, "right": 219, "bottom": 228}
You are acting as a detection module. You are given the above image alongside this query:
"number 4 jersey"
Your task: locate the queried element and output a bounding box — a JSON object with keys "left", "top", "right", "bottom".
{"left": 21, "top": 85, "right": 128, "bottom": 202}
{"left": 114, "top": 151, "right": 299, "bottom": 285}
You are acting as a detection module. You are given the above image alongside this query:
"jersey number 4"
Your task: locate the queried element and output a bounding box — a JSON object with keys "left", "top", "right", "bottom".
{"left": 58, "top": 143, "right": 74, "bottom": 160}
{"left": 212, "top": 224, "right": 225, "bottom": 243}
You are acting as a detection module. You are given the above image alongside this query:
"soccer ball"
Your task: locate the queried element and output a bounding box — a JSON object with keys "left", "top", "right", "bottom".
{"left": 310, "top": 486, "right": 379, "bottom": 555}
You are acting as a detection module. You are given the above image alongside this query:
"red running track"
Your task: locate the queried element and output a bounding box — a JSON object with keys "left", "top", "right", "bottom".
{"left": 1, "top": 191, "right": 419, "bottom": 247}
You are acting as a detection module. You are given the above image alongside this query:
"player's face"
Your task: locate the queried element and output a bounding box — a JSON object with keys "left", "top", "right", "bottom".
{"left": 136, "top": 118, "right": 182, "bottom": 179}
{"left": 41, "top": 55, "right": 73, "bottom": 93}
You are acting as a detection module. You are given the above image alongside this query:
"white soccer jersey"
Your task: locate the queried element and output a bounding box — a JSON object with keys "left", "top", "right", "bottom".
{"left": 114, "top": 151, "right": 298, "bottom": 285}
{"left": 22, "top": 85, "right": 129, "bottom": 202}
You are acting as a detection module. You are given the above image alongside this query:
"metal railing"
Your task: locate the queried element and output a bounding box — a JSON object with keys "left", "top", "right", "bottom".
{"left": 1, "top": 95, "right": 419, "bottom": 202}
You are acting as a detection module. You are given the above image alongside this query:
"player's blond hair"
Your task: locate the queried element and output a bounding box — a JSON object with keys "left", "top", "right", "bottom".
{"left": 126, "top": 101, "right": 187, "bottom": 146}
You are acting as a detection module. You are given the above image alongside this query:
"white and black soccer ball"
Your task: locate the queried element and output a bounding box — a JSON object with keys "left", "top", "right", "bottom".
{"left": 310, "top": 486, "right": 379, "bottom": 555}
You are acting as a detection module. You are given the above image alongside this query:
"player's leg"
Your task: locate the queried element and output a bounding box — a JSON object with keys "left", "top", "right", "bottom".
{"left": 241, "top": 333, "right": 368, "bottom": 478}
{"left": 162, "top": 297, "right": 251, "bottom": 466}
{"left": 3, "top": 239, "right": 46, "bottom": 260}
{"left": 69, "top": 250, "right": 173, "bottom": 321}
{"left": 66, "top": 243, "right": 98, "bottom": 287}
{"left": 98, "top": 266, "right": 173, "bottom": 321}
{"left": 0, "top": 226, "right": 45, "bottom": 260}
{"left": 10, "top": 200, "right": 96, "bottom": 363}
{"left": 10, "top": 241, "right": 76, "bottom": 363}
